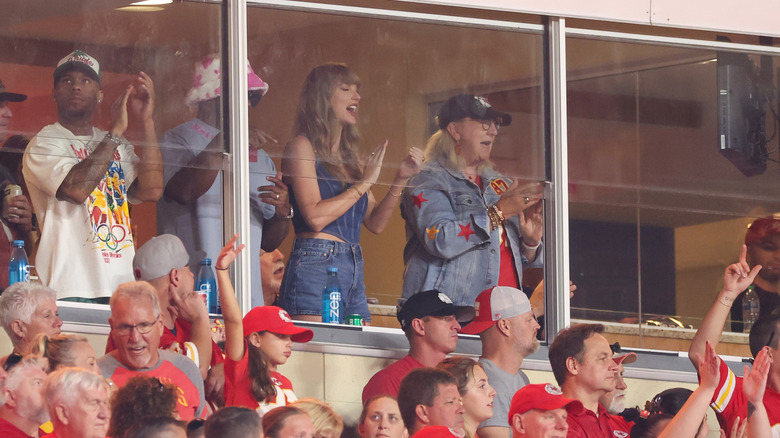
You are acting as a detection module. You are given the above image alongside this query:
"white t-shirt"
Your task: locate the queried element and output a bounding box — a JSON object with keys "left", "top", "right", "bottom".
{"left": 156, "top": 119, "right": 275, "bottom": 307}
{"left": 23, "top": 122, "right": 138, "bottom": 299}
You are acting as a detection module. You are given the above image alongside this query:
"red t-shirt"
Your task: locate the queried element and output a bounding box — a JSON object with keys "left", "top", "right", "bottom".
{"left": 566, "top": 403, "right": 632, "bottom": 438}
{"left": 362, "top": 355, "right": 424, "bottom": 404}
{"left": 224, "top": 342, "right": 297, "bottom": 415}
{"left": 0, "top": 417, "right": 45, "bottom": 438}
{"left": 497, "top": 228, "right": 520, "bottom": 289}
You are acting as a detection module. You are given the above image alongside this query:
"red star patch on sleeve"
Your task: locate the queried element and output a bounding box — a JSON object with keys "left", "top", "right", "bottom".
{"left": 426, "top": 226, "right": 440, "bottom": 241}
{"left": 458, "top": 223, "right": 475, "bottom": 241}
{"left": 413, "top": 191, "right": 428, "bottom": 209}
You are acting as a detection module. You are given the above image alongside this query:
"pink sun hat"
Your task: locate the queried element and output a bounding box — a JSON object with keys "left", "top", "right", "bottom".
{"left": 185, "top": 53, "right": 269, "bottom": 105}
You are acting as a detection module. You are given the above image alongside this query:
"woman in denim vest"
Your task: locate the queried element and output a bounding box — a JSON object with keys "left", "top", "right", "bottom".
{"left": 401, "top": 94, "right": 544, "bottom": 306}
{"left": 279, "top": 63, "right": 422, "bottom": 322}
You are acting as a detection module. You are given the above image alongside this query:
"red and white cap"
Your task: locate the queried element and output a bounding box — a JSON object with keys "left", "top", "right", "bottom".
{"left": 460, "top": 286, "right": 532, "bottom": 335}
{"left": 242, "top": 306, "right": 313, "bottom": 343}
{"left": 613, "top": 352, "right": 637, "bottom": 365}
{"left": 507, "top": 383, "right": 581, "bottom": 420}
{"left": 185, "top": 53, "right": 269, "bottom": 105}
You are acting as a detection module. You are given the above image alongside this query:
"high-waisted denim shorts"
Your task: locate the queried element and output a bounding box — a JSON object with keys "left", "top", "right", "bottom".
{"left": 277, "top": 237, "right": 371, "bottom": 321}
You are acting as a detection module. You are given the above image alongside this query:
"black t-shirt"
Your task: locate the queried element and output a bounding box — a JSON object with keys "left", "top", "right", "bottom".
{"left": 730, "top": 284, "right": 780, "bottom": 332}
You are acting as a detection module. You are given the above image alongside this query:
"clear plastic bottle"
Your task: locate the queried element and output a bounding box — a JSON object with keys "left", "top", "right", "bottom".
{"left": 321, "top": 267, "right": 344, "bottom": 324}
{"left": 742, "top": 285, "right": 760, "bottom": 333}
{"left": 197, "top": 258, "right": 219, "bottom": 314}
{"left": 8, "top": 240, "right": 29, "bottom": 286}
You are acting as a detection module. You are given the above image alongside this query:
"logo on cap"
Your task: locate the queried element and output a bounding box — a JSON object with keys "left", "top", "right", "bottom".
{"left": 475, "top": 96, "right": 491, "bottom": 109}
{"left": 438, "top": 293, "right": 453, "bottom": 304}
{"left": 613, "top": 432, "right": 628, "bottom": 438}
{"left": 279, "top": 309, "right": 292, "bottom": 322}
{"left": 545, "top": 384, "right": 562, "bottom": 395}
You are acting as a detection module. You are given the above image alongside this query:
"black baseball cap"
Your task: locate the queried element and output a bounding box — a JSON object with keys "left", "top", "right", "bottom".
{"left": 0, "top": 80, "right": 27, "bottom": 103}
{"left": 397, "top": 290, "right": 475, "bottom": 331}
{"left": 436, "top": 94, "right": 512, "bottom": 130}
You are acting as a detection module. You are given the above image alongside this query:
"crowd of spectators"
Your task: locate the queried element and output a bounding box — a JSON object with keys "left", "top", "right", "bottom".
{"left": 0, "top": 47, "right": 778, "bottom": 438}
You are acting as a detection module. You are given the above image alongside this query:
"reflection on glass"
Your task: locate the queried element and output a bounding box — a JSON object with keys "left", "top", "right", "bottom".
{"left": 567, "top": 36, "right": 780, "bottom": 350}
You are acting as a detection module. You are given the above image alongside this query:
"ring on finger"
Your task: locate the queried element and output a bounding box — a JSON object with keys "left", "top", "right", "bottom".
{"left": 524, "top": 197, "right": 530, "bottom": 203}
{"left": 275, "top": 193, "right": 280, "bottom": 200}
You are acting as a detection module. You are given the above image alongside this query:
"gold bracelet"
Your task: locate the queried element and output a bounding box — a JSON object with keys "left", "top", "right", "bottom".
{"left": 350, "top": 185, "right": 364, "bottom": 200}
{"left": 389, "top": 189, "right": 403, "bottom": 198}
{"left": 717, "top": 298, "right": 731, "bottom": 307}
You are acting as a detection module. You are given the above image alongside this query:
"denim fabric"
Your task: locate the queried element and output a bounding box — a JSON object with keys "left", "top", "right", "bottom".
{"left": 289, "top": 161, "right": 368, "bottom": 244}
{"left": 278, "top": 237, "right": 371, "bottom": 321}
{"left": 400, "top": 160, "right": 544, "bottom": 306}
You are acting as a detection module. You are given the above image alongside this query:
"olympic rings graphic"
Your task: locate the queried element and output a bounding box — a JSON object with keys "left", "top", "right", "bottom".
{"left": 95, "top": 223, "right": 127, "bottom": 251}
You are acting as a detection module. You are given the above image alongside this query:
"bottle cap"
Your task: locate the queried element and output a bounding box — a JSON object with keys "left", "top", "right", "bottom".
{"left": 12, "top": 240, "right": 24, "bottom": 247}
{"left": 202, "top": 258, "right": 212, "bottom": 265}
{"left": 327, "top": 267, "right": 338, "bottom": 273}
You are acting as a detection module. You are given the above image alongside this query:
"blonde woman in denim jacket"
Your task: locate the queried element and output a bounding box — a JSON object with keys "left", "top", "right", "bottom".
{"left": 401, "top": 94, "right": 544, "bottom": 306}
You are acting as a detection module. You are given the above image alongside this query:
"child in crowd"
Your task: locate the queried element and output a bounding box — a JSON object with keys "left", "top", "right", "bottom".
{"left": 217, "top": 233, "right": 314, "bottom": 414}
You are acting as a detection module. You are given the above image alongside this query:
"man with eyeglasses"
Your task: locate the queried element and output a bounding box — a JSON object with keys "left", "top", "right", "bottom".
{"left": 688, "top": 246, "right": 780, "bottom": 436}
{"left": 98, "top": 281, "right": 205, "bottom": 420}
{"left": 459, "top": 286, "right": 541, "bottom": 438}
{"left": 362, "top": 290, "right": 475, "bottom": 404}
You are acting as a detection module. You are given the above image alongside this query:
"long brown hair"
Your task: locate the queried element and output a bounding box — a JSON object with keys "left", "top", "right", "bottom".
{"left": 247, "top": 332, "right": 277, "bottom": 403}
{"left": 294, "top": 63, "right": 363, "bottom": 183}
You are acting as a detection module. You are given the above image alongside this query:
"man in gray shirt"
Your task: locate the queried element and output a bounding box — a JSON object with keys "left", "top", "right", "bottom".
{"left": 461, "top": 286, "right": 541, "bottom": 438}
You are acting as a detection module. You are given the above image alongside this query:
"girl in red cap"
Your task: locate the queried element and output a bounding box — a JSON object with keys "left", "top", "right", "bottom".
{"left": 216, "top": 234, "right": 314, "bottom": 414}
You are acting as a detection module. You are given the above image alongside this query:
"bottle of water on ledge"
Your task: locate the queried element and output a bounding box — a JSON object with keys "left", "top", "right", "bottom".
{"left": 742, "top": 285, "right": 759, "bottom": 333}
{"left": 322, "top": 267, "right": 343, "bottom": 324}
{"left": 9, "top": 240, "right": 29, "bottom": 286}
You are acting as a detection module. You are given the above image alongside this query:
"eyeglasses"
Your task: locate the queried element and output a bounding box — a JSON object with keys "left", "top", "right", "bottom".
{"left": 463, "top": 118, "right": 500, "bottom": 132}
{"left": 113, "top": 315, "right": 160, "bottom": 336}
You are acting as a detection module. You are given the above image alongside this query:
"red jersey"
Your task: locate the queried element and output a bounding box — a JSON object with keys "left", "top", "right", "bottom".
{"left": 711, "top": 355, "right": 780, "bottom": 435}
{"left": 566, "top": 403, "right": 631, "bottom": 438}
{"left": 362, "top": 355, "right": 424, "bottom": 404}
{"left": 224, "top": 343, "right": 297, "bottom": 415}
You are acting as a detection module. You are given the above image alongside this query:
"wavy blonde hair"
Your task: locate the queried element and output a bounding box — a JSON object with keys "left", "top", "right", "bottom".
{"left": 294, "top": 63, "right": 363, "bottom": 183}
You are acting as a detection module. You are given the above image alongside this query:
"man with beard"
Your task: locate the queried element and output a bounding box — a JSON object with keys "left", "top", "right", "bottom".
{"left": 0, "top": 357, "right": 49, "bottom": 437}
{"left": 23, "top": 50, "right": 163, "bottom": 302}
{"left": 597, "top": 352, "right": 636, "bottom": 426}
{"left": 730, "top": 217, "right": 780, "bottom": 331}
{"left": 260, "top": 248, "right": 285, "bottom": 306}
{"left": 460, "top": 286, "right": 541, "bottom": 438}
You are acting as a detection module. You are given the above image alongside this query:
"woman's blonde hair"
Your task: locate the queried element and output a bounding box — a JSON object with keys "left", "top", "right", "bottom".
{"left": 31, "top": 333, "right": 90, "bottom": 371}
{"left": 294, "top": 63, "right": 363, "bottom": 183}
{"left": 292, "top": 397, "right": 344, "bottom": 438}
{"left": 423, "top": 128, "right": 493, "bottom": 174}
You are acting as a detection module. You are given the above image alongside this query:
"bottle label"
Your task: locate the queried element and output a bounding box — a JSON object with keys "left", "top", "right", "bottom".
{"left": 328, "top": 291, "right": 341, "bottom": 322}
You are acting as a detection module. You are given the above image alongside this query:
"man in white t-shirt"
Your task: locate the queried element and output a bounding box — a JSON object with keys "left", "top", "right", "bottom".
{"left": 23, "top": 50, "right": 163, "bottom": 301}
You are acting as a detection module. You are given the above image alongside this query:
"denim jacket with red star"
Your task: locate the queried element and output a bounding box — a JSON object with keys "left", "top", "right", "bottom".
{"left": 400, "top": 160, "right": 543, "bottom": 306}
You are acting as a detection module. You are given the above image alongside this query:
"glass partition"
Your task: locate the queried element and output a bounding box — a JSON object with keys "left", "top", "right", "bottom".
{"left": 0, "top": 1, "right": 224, "bottom": 301}
{"left": 246, "top": 3, "right": 546, "bottom": 321}
{"left": 566, "top": 35, "right": 780, "bottom": 353}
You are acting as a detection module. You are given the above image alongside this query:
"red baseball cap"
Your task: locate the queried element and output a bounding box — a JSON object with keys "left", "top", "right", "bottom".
{"left": 242, "top": 306, "right": 313, "bottom": 343}
{"left": 460, "top": 286, "right": 532, "bottom": 335}
{"left": 507, "top": 384, "right": 581, "bottom": 422}
{"left": 614, "top": 352, "right": 637, "bottom": 365}
{"left": 745, "top": 217, "right": 780, "bottom": 245}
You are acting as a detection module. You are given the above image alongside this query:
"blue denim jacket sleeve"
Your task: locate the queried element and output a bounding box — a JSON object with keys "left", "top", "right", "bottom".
{"left": 400, "top": 161, "right": 544, "bottom": 306}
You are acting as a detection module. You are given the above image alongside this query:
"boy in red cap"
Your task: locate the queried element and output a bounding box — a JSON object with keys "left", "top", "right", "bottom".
{"left": 216, "top": 234, "right": 313, "bottom": 414}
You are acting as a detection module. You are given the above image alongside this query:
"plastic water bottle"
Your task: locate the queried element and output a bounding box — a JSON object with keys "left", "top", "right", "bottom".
{"left": 322, "top": 267, "right": 344, "bottom": 324}
{"left": 742, "top": 285, "right": 760, "bottom": 333}
{"left": 197, "top": 258, "right": 219, "bottom": 314}
{"left": 8, "top": 240, "right": 29, "bottom": 286}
